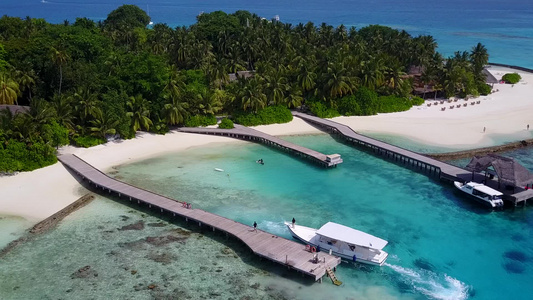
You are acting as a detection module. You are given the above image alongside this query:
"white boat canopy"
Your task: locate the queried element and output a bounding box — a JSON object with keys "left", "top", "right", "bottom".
{"left": 316, "top": 222, "right": 388, "bottom": 250}
{"left": 467, "top": 182, "right": 503, "bottom": 196}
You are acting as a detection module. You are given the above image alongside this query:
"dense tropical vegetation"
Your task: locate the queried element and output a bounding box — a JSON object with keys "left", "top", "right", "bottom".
{"left": 0, "top": 5, "right": 490, "bottom": 171}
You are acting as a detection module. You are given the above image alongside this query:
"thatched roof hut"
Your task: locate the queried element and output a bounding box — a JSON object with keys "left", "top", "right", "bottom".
{"left": 228, "top": 71, "right": 254, "bottom": 82}
{"left": 482, "top": 68, "right": 499, "bottom": 85}
{"left": 0, "top": 105, "right": 30, "bottom": 115}
{"left": 465, "top": 154, "right": 533, "bottom": 187}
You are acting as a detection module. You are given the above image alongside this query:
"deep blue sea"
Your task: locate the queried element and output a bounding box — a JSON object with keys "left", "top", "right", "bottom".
{"left": 2, "top": 0, "right": 533, "bottom": 68}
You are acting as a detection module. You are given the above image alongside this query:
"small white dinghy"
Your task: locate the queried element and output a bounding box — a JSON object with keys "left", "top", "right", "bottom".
{"left": 214, "top": 168, "right": 224, "bottom": 172}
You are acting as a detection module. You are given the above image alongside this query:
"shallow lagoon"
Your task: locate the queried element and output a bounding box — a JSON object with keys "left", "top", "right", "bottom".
{"left": 2, "top": 134, "right": 531, "bottom": 299}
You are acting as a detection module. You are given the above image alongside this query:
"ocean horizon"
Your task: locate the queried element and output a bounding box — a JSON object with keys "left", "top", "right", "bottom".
{"left": 2, "top": 0, "right": 533, "bottom": 68}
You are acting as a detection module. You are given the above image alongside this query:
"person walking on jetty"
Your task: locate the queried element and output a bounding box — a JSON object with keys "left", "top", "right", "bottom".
{"left": 527, "top": 124, "right": 530, "bottom": 131}
{"left": 253, "top": 221, "right": 257, "bottom": 232}
{"left": 483, "top": 127, "right": 486, "bottom": 133}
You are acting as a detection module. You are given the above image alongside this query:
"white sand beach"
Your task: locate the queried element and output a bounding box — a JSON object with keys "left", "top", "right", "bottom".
{"left": 334, "top": 66, "right": 533, "bottom": 148}
{"left": 1, "top": 66, "right": 531, "bottom": 224}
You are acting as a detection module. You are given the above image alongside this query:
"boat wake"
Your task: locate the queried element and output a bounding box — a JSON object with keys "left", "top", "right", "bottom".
{"left": 384, "top": 263, "right": 470, "bottom": 300}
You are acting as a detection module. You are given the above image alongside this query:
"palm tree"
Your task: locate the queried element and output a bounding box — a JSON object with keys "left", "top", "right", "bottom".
{"left": 322, "top": 63, "right": 352, "bottom": 100}
{"left": 164, "top": 65, "right": 185, "bottom": 99}
{"left": 127, "top": 94, "right": 152, "bottom": 131}
{"left": 163, "top": 93, "right": 188, "bottom": 125}
{"left": 89, "top": 109, "right": 119, "bottom": 139}
{"left": 50, "top": 47, "right": 70, "bottom": 95}
{"left": 51, "top": 93, "right": 75, "bottom": 131}
{"left": 297, "top": 63, "right": 317, "bottom": 93}
{"left": 73, "top": 87, "right": 100, "bottom": 123}
{"left": 15, "top": 69, "right": 36, "bottom": 103}
{"left": 0, "top": 73, "right": 20, "bottom": 105}
{"left": 285, "top": 86, "right": 303, "bottom": 108}
{"left": 264, "top": 71, "right": 289, "bottom": 105}
{"left": 240, "top": 77, "right": 266, "bottom": 112}
{"left": 470, "top": 43, "right": 489, "bottom": 83}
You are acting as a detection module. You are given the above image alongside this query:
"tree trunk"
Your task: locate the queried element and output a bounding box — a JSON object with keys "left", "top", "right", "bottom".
{"left": 59, "top": 65, "right": 63, "bottom": 96}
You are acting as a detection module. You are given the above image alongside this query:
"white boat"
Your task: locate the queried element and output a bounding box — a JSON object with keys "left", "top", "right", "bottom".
{"left": 285, "top": 221, "right": 388, "bottom": 266}
{"left": 214, "top": 168, "right": 224, "bottom": 172}
{"left": 454, "top": 181, "right": 504, "bottom": 208}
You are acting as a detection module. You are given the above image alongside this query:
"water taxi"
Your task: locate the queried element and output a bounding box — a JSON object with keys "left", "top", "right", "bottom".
{"left": 454, "top": 181, "right": 504, "bottom": 208}
{"left": 285, "top": 221, "right": 388, "bottom": 266}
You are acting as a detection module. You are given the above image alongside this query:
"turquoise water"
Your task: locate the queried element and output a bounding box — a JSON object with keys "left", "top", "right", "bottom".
{"left": 110, "top": 135, "right": 533, "bottom": 299}
{"left": 2, "top": 0, "right": 533, "bottom": 68}
{"left": 2, "top": 134, "right": 533, "bottom": 299}
{"left": 0, "top": 215, "right": 32, "bottom": 249}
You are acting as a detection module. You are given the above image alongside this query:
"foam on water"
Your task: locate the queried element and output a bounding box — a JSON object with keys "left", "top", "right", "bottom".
{"left": 385, "top": 263, "right": 469, "bottom": 300}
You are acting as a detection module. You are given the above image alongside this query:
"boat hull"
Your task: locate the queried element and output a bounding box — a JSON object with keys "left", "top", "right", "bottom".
{"left": 285, "top": 222, "right": 388, "bottom": 266}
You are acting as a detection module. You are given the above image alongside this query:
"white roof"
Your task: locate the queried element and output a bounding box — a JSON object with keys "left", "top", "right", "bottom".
{"left": 467, "top": 182, "right": 503, "bottom": 196}
{"left": 316, "top": 222, "right": 388, "bottom": 250}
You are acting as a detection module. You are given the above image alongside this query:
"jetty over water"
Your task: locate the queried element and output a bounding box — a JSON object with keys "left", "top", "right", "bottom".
{"left": 292, "top": 112, "right": 533, "bottom": 206}
{"left": 58, "top": 154, "right": 341, "bottom": 282}
{"left": 178, "top": 125, "right": 342, "bottom": 168}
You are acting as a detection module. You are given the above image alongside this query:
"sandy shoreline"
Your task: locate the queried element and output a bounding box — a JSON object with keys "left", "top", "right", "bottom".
{"left": 1, "top": 66, "right": 532, "bottom": 225}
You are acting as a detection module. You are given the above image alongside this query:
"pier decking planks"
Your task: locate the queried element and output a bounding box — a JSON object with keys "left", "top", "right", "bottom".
{"left": 58, "top": 154, "right": 340, "bottom": 281}
{"left": 178, "top": 125, "right": 342, "bottom": 167}
{"left": 292, "top": 112, "right": 533, "bottom": 206}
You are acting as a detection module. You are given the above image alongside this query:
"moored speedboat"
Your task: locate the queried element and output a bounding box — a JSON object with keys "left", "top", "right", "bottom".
{"left": 454, "top": 181, "right": 504, "bottom": 208}
{"left": 284, "top": 221, "right": 388, "bottom": 266}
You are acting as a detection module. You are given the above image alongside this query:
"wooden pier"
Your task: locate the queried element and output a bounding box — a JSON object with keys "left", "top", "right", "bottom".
{"left": 178, "top": 125, "right": 342, "bottom": 168}
{"left": 58, "top": 154, "right": 341, "bottom": 281}
{"left": 292, "top": 112, "right": 533, "bottom": 206}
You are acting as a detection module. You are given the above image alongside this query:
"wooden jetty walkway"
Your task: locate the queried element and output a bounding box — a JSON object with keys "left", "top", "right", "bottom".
{"left": 292, "top": 112, "right": 533, "bottom": 206}
{"left": 178, "top": 125, "right": 342, "bottom": 168}
{"left": 58, "top": 154, "right": 341, "bottom": 282}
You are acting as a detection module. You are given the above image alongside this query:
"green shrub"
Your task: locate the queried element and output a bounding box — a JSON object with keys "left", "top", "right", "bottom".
{"left": 338, "top": 95, "right": 362, "bottom": 116}
{"left": 218, "top": 118, "right": 234, "bottom": 129}
{"left": 184, "top": 115, "right": 217, "bottom": 127}
{"left": 73, "top": 135, "right": 105, "bottom": 148}
{"left": 0, "top": 140, "right": 57, "bottom": 172}
{"left": 354, "top": 87, "right": 378, "bottom": 115}
{"left": 233, "top": 106, "right": 293, "bottom": 126}
{"left": 410, "top": 96, "right": 424, "bottom": 106}
{"left": 478, "top": 83, "right": 492, "bottom": 95}
{"left": 502, "top": 73, "right": 521, "bottom": 84}
{"left": 308, "top": 101, "right": 340, "bottom": 118}
{"left": 376, "top": 95, "right": 412, "bottom": 113}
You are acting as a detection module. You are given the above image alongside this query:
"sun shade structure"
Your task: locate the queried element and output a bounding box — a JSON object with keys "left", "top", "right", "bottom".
{"left": 465, "top": 154, "right": 533, "bottom": 187}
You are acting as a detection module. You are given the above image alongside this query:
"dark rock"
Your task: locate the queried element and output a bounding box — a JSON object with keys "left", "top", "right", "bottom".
{"left": 503, "top": 262, "right": 525, "bottom": 274}
{"left": 504, "top": 250, "right": 529, "bottom": 262}
{"left": 119, "top": 240, "right": 146, "bottom": 250}
{"left": 413, "top": 258, "right": 436, "bottom": 272}
{"left": 147, "top": 252, "right": 176, "bottom": 265}
{"left": 118, "top": 220, "right": 145, "bottom": 231}
{"left": 147, "top": 222, "right": 167, "bottom": 227}
{"left": 145, "top": 235, "right": 185, "bottom": 247}
{"left": 250, "top": 283, "right": 260, "bottom": 289}
{"left": 71, "top": 265, "right": 98, "bottom": 279}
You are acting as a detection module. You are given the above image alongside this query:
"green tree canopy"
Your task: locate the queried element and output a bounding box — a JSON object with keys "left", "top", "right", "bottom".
{"left": 103, "top": 4, "right": 150, "bottom": 32}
